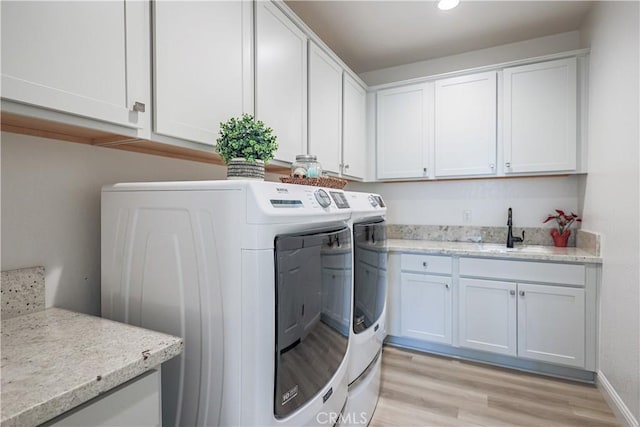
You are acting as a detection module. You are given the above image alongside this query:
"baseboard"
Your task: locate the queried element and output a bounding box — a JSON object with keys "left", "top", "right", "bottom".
{"left": 597, "top": 370, "right": 639, "bottom": 427}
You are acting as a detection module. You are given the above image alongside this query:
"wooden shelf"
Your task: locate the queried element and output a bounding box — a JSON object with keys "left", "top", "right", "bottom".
{"left": 0, "top": 112, "right": 291, "bottom": 174}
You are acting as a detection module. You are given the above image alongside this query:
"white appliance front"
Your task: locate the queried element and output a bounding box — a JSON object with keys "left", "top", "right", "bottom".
{"left": 101, "top": 181, "right": 352, "bottom": 426}
{"left": 343, "top": 191, "right": 388, "bottom": 425}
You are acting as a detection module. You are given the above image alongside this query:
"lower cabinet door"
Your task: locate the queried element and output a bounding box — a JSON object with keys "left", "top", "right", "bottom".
{"left": 458, "top": 278, "right": 517, "bottom": 356}
{"left": 517, "top": 283, "right": 585, "bottom": 368}
{"left": 400, "top": 273, "right": 452, "bottom": 344}
{"left": 46, "top": 370, "right": 160, "bottom": 427}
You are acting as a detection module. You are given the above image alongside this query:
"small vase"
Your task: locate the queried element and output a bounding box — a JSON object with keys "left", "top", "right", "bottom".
{"left": 551, "top": 229, "right": 571, "bottom": 247}
{"left": 226, "top": 158, "right": 265, "bottom": 180}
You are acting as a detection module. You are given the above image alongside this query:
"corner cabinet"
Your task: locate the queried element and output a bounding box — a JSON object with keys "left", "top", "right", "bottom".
{"left": 1, "top": 0, "right": 149, "bottom": 133}
{"left": 308, "top": 41, "right": 343, "bottom": 174}
{"left": 255, "top": 1, "right": 307, "bottom": 163}
{"left": 152, "top": 1, "right": 252, "bottom": 146}
{"left": 376, "top": 83, "right": 433, "bottom": 180}
{"left": 503, "top": 57, "right": 578, "bottom": 174}
{"left": 434, "top": 71, "right": 497, "bottom": 178}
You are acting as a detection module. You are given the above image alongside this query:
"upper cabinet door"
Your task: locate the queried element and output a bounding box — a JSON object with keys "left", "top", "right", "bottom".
{"left": 1, "top": 1, "right": 148, "bottom": 130}
{"left": 503, "top": 57, "right": 577, "bottom": 174}
{"left": 434, "top": 71, "right": 497, "bottom": 177}
{"left": 308, "top": 42, "right": 342, "bottom": 174}
{"left": 342, "top": 74, "right": 367, "bottom": 179}
{"left": 256, "top": 2, "right": 307, "bottom": 163}
{"left": 376, "top": 83, "right": 432, "bottom": 180}
{"left": 153, "top": 1, "right": 252, "bottom": 146}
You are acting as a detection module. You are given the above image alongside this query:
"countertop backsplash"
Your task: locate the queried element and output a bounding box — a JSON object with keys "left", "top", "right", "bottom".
{"left": 387, "top": 224, "right": 599, "bottom": 252}
{"left": 1, "top": 266, "right": 45, "bottom": 320}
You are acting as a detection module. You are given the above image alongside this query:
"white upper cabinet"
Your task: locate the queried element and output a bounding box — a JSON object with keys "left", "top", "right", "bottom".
{"left": 434, "top": 71, "right": 497, "bottom": 177}
{"left": 153, "top": 1, "right": 252, "bottom": 146}
{"left": 503, "top": 57, "right": 577, "bottom": 174}
{"left": 342, "top": 74, "right": 367, "bottom": 179}
{"left": 1, "top": 1, "right": 148, "bottom": 132}
{"left": 256, "top": 1, "right": 307, "bottom": 163}
{"left": 308, "top": 42, "right": 343, "bottom": 174}
{"left": 376, "top": 83, "right": 433, "bottom": 180}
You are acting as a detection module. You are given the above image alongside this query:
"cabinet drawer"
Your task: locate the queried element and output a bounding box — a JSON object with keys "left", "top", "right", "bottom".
{"left": 401, "top": 254, "right": 452, "bottom": 275}
{"left": 459, "top": 258, "right": 585, "bottom": 286}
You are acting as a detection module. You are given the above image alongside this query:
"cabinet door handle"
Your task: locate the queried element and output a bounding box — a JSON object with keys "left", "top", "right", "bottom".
{"left": 510, "top": 290, "right": 515, "bottom": 296}
{"left": 490, "top": 163, "right": 495, "bottom": 169}
{"left": 344, "top": 164, "right": 350, "bottom": 170}
{"left": 132, "top": 102, "right": 146, "bottom": 113}
{"left": 505, "top": 162, "right": 511, "bottom": 168}
{"left": 422, "top": 261, "right": 428, "bottom": 268}
{"left": 423, "top": 167, "right": 427, "bottom": 174}
{"left": 445, "top": 283, "right": 450, "bottom": 289}
{"left": 519, "top": 290, "right": 525, "bottom": 297}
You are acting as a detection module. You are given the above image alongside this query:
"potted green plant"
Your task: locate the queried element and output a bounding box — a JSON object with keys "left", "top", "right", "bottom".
{"left": 216, "top": 114, "right": 278, "bottom": 180}
{"left": 543, "top": 209, "right": 582, "bottom": 247}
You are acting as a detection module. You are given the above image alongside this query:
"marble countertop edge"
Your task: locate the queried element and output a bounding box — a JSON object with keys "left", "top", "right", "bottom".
{"left": 386, "top": 239, "right": 602, "bottom": 264}
{"left": 1, "top": 308, "right": 183, "bottom": 427}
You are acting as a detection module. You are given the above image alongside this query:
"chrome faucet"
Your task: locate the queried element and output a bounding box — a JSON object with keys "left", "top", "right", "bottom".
{"left": 506, "top": 207, "right": 525, "bottom": 248}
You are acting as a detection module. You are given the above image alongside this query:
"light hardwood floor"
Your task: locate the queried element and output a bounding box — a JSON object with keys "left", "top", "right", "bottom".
{"left": 369, "top": 345, "right": 619, "bottom": 427}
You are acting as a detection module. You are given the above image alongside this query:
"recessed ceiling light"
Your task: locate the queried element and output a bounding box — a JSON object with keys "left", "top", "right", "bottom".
{"left": 438, "top": 0, "right": 460, "bottom": 10}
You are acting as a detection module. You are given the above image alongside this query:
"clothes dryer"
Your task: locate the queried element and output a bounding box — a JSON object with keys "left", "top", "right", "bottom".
{"left": 101, "top": 181, "right": 353, "bottom": 426}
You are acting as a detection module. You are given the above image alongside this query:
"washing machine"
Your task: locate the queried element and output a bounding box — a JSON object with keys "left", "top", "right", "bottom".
{"left": 101, "top": 180, "right": 354, "bottom": 426}
{"left": 343, "top": 191, "right": 387, "bottom": 426}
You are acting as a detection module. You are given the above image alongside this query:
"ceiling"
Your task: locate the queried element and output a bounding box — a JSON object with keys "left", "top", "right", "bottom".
{"left": 285, "top": 1, "right": 593, "bottom": 74}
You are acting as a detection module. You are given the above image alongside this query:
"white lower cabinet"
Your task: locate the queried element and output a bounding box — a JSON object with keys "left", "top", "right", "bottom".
{"left": 458, "top": 278, "right": 585, "bottom": 367}
{"left": 391, "top": 253, "right": 595, "bottom": 373}
{"left": 400, "top": 272, "right": 452, "bottom": 345}
{"left": 517, "top": 283, "right": 585, "bottom": 368}
{"left": 45, "top": 370, "right": 161, "bottom": 427}
{"left": 458, "top": 278, "right": 517, "bottom": 356}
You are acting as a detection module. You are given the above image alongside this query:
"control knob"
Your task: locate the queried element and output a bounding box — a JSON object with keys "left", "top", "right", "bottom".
{"left": 368, "top": 195, "right": 379, "bottom": 208}
{"left": 315, "top": 189, "right": 332, "bottom": 208}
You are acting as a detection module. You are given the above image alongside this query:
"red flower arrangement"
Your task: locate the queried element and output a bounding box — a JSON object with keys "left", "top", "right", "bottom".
{"left": 543, "top": 210, "right": 581, "bottom": 247}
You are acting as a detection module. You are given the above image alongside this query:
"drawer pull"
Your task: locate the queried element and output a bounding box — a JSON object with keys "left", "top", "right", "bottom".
{"left": 422, "top": 261, "right": 428, "bottom": 268}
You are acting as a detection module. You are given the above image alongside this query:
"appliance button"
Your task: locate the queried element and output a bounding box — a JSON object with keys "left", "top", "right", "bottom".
{"left": 368, "top": 195, "right": 378, "bottom": 207}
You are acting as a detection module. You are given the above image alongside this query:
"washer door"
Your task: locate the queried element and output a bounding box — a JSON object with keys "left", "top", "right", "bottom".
{"left": 274, "top": 226, "right": 351, "bottom": 418}
{"left": 353, "top": 218, "right": 387, "bottom": 334}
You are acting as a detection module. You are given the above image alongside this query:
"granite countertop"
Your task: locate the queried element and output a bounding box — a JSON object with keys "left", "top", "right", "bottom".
{"left": 1, "top": 308, "right": 183, "bottom": 427}
{"left": 387, "top": 239, "right": 602, "bottom": 264}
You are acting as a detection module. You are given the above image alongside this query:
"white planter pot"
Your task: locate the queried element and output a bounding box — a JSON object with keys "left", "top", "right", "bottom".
{"left": 226, "top": 158, "right": 265, "bottom": 180}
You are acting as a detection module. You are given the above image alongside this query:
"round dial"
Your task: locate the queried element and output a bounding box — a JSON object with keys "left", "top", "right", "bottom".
{"left": 314, "top": 189, "right": 332, "bottom": 208}
{"left": 368, "top": 195, "right": 379, "bottom": 207}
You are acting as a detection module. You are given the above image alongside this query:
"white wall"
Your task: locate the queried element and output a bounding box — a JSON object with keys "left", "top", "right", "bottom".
{"left": 1, "top": 133, "right": 230, "bottom": 315}
{"left": 578, "top": 2, "right": 640, "bottom": 424}
{"left": 360, "top": 31, "right": 581, "bottom": 86}
{"left": 347, "top": 176, "right": 579, "bottom": 227}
